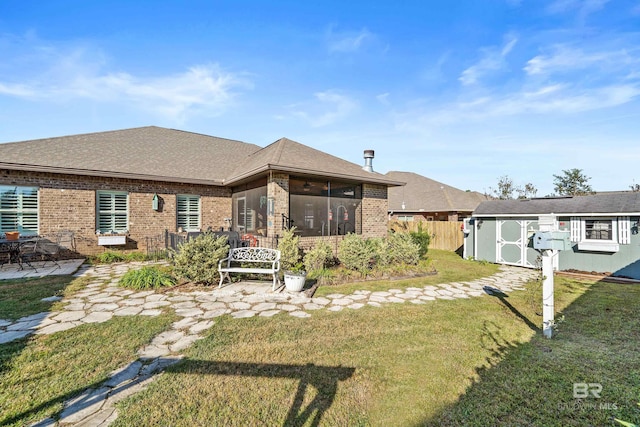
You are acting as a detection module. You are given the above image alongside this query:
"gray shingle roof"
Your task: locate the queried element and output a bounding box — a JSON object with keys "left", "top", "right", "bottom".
{"left": 228, "top": 137, "right": 402, "bottom": 186}
{"left": 0, "top": 126, "right": 403, "bottom": 186}
{"left": 474, "top": 192, "right": 640, "bottom": 216}
{"left": 386, "top": 171, "right": 488, "bottom": 212}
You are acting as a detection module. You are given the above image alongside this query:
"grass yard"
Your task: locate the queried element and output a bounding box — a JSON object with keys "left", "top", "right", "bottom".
{"left": 314, "top": 249, "right": 500, "bottom": 297}
{"left": 1, "top": 251, "right": 638, "bottom": 426}
{"left": 112, "top": 261, "right": 640, "bottom": 425}
{"left": 0, "top": 275, "right": 77, "bottom": 320}
{"left": 0, "top": 314, "right": 176, "bottom": 426}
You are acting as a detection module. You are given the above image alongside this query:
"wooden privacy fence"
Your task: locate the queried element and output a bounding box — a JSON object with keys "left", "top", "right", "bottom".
{"left": 388, "top": 220, "right": 464, "bottom": 252}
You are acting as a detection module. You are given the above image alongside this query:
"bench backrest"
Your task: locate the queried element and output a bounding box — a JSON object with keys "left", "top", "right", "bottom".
{"left": 228, "top": 247, "right": 280, "bottom": 263}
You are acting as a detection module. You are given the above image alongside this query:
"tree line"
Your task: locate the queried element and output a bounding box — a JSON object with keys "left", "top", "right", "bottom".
{"left": 487, "top": 169, "right": 640, "bottom": 200}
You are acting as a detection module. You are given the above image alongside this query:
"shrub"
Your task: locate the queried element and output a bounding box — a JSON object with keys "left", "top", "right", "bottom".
{"left": 93, "top": 251, "right": 149, "bottom": 264}
{"left": 277, "top": 227, "right": 303, "bottom": 272}
{"left": 379, "top": 232, "right": 421, "bottom": 267}
{"left": 303, "top": 240, "right": 334, "bottom": 273}
{"left": 172, "top": 232, "right": 230, "bottom": 284}
{"left": 409, "top": 222, "right": 431, "bottom": 258}
{"left": 119, "top": 266, "right": 176, "bottom": 290}
{"left": 338, "top": 233, "right": 376, "bottom": 274}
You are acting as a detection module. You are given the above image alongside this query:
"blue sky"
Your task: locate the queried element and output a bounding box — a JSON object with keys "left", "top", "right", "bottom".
{"left": 1, "top": 0, "right": 639, "bottom": 196}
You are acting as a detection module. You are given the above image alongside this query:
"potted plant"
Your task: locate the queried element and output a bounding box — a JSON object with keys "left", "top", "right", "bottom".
{"left": 277, "top": 227, "right": 306, "bottom": 291}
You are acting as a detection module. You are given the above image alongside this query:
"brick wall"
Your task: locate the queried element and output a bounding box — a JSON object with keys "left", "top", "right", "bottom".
{"left": 267, "top": 173, "right": 289, "bottom": 238}
{"left": 0, "top": 169, "right": 231, "bottom": 255}
{"left": 362, "top": 183, "right": 388, "bottom": 237}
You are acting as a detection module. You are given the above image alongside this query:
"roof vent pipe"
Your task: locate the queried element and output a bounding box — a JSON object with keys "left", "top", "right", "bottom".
{"left": 363, "top": 149, "right": 375, "bottom": 172}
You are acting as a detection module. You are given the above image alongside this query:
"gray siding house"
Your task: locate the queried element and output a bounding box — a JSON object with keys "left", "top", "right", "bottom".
{"left": 464, "top": 192, "right": 640, "bottom": 279}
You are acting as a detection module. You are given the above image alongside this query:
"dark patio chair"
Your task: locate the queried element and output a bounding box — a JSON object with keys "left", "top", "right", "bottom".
{"left": 19, "top": 239, "right": 40, "bottom": 271}
{"left": 0, "top": 243, "right": 10, "bottom": 267}
{"left": 37, "top": 239, "right": 62, "bottom": 269}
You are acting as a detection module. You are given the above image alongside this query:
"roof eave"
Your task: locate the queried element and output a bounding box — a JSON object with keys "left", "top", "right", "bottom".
{"left": 0, "top": 163, "right": 226, "bottom": 186}
{"left": 473, "top": 212, "right": 640, "bottom": 217}
{"left": 225, "top": 165, "right": 405, "bottom": 187}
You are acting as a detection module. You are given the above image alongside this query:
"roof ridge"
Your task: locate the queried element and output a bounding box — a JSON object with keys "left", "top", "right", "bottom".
{"left": 271, "top": 137, "right": 289, "bottom": 164}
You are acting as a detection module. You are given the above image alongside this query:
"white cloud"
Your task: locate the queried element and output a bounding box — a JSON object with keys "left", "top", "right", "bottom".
{"left": 290, "top": 90, "right": 358, "bottom": 127}
{"left": 376, "top": 92, "right": 390, "bottom": 105}
{"left": 396, "top": 82, "right": 640, "bottom": 131}
{"left": 547, "top": 0, "right": 610, "bottom": 20}
{"left": 0, "top": 39, "right": 251, "bottom": 121}
{"left": 524, "top": 45, "right": 638, "bottom": 76}
{"left": 459, "top": 33, "right": 518, "bottom": 86}
{"left": 326, "top": 26, "right": 373, "bottom": 53}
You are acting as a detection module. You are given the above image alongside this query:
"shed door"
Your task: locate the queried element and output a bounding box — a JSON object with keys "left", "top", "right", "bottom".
{"left": 496, "top": 219, "right": 538, "bottom": 268}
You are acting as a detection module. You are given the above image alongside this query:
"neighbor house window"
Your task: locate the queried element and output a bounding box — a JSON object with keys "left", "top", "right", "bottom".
{"left": 0, "top": 185, "right": 38, "bottom": 235}
{"left": 97, "top": 191, "right": 128, "bottom": 233}
{"left": 177, "top": 195, "right": 201, "bottom": 231}
{"left": 397, "top": 215, "right": 414, "bottom": 222}
{"left": 570, "top": 216, "right": 629, "bottom": 253}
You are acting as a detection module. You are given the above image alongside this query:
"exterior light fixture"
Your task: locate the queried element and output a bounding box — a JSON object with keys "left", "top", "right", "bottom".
{"left": 303, "top": 182, "right": 311, "bottom": 192}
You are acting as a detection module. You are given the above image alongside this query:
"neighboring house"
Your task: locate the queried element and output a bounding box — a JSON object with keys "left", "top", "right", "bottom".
{"left": 386, "top": 171, "right": 488, "bottom": 222}
{"left": 464, "top": 192, "right": 640, "bottom": 279}
{"left": 0, "top": 126, "right": 402, "bottom": 255}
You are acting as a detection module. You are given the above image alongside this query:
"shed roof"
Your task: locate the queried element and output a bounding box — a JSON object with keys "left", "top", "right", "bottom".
{"left": 386, "top": 171, "right": 488, "bottom": 212}
{"left": 474, "top": 192, "right": 640, "bottom": 216}
{"left": 0, "top": 126, "right": 402, "bottom": 187}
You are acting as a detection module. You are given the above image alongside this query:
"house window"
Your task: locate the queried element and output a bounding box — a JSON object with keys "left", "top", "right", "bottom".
{"left": 177, "top": 195, "right": 201, "bottom": 231}
{"left": 584, "top": 219, "right": 612, "bottom": 240}
{"left": 0, "top": 185, "right": 38, "bottom": 235}
{"left": 397, "top": 215, "right": 414, "bottom": 222}
{"left": 97, "top": 191, "right": 128, "bottom": 233}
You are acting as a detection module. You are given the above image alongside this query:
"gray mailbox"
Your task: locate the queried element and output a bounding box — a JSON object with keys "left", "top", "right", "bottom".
{"left": 533, "top": 231, "right": 571, "bottom": 251}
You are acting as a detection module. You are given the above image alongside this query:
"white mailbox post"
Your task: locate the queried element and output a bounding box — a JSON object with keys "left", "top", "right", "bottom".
{"left": 533, "top": 218, "right": 571, "bottom": 338}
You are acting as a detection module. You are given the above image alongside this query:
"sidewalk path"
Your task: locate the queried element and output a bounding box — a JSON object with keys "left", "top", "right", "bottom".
{"left": 0, "top": 261, "right": 539, "bottom": 426}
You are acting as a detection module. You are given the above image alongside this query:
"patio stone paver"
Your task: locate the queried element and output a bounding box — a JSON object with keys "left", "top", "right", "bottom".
{"left": 0, "top": 260, "right": 539, "bottom": 426}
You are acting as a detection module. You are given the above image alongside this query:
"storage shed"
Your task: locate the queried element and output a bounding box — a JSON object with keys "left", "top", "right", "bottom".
{"left": 463, "top": 192, "right": 640, "bottom": 279}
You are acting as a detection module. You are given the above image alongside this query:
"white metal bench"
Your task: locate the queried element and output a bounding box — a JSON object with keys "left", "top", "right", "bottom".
{"left": 218, "top": 247, "right": 281, "bottom": 290}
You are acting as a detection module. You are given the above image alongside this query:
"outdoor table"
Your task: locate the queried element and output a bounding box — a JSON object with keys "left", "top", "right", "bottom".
{"left": 0, "top": 237, "right": 38, "bottom": 265}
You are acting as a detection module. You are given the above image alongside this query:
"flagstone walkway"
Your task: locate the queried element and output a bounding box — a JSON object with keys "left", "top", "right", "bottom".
{"left": 0, "top": 261, "right": 539, "bottom": 426}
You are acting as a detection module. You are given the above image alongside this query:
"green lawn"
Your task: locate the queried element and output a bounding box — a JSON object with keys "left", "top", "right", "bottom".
{"left": 0, "top": 314, "right": 175, "bottom": 426}
{"left": 2, "top": 251, "right": 639, "bottom": 426}
{"left": 0, "top": 275, "right": 76, "bottom": 321}
{"left": 113, "top": 265, "right": 640, "bottom": 426}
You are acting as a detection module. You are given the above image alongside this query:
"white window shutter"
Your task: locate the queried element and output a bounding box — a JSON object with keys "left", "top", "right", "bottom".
{"left": 618, "top": 216, "right": 630, "bottom": 244}
{"left": 570, "top": 217, "right": 580, "bottom": 242}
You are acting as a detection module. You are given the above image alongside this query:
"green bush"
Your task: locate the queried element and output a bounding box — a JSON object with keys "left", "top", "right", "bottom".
{"left": 93, "top": 251, "right": 149, "bottom": 264}
{"left": 338, "top": 233, "right": 376, "bottom": 274}
{"left": 409, "top": 222, "right": 431, "bottom": 258}
{"left": 303, "top": 240, "right": 334, "bottom": 273}
{"left": 119, "top": 266, "right": 176, "bottom": 290}
{"left": 172, "top": 232, "right": 230, "bottom": 284}
{"left": 378, "top": 232, "right": 421, "bottom": 267}
{"left": 277, "top": 227, "right": 303, "bottom": 272}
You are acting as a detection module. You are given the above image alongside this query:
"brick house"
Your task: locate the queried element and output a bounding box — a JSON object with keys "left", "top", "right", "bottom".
{"left": 386, "top": 171, "right": 488, "bottom": 222}
{"left": 0, "top": 126, "right": 402, "bottom": 255}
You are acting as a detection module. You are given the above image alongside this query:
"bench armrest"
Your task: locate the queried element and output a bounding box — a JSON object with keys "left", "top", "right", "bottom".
{"left": 218, "top": 256, "right": 231, "bottom": 270}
